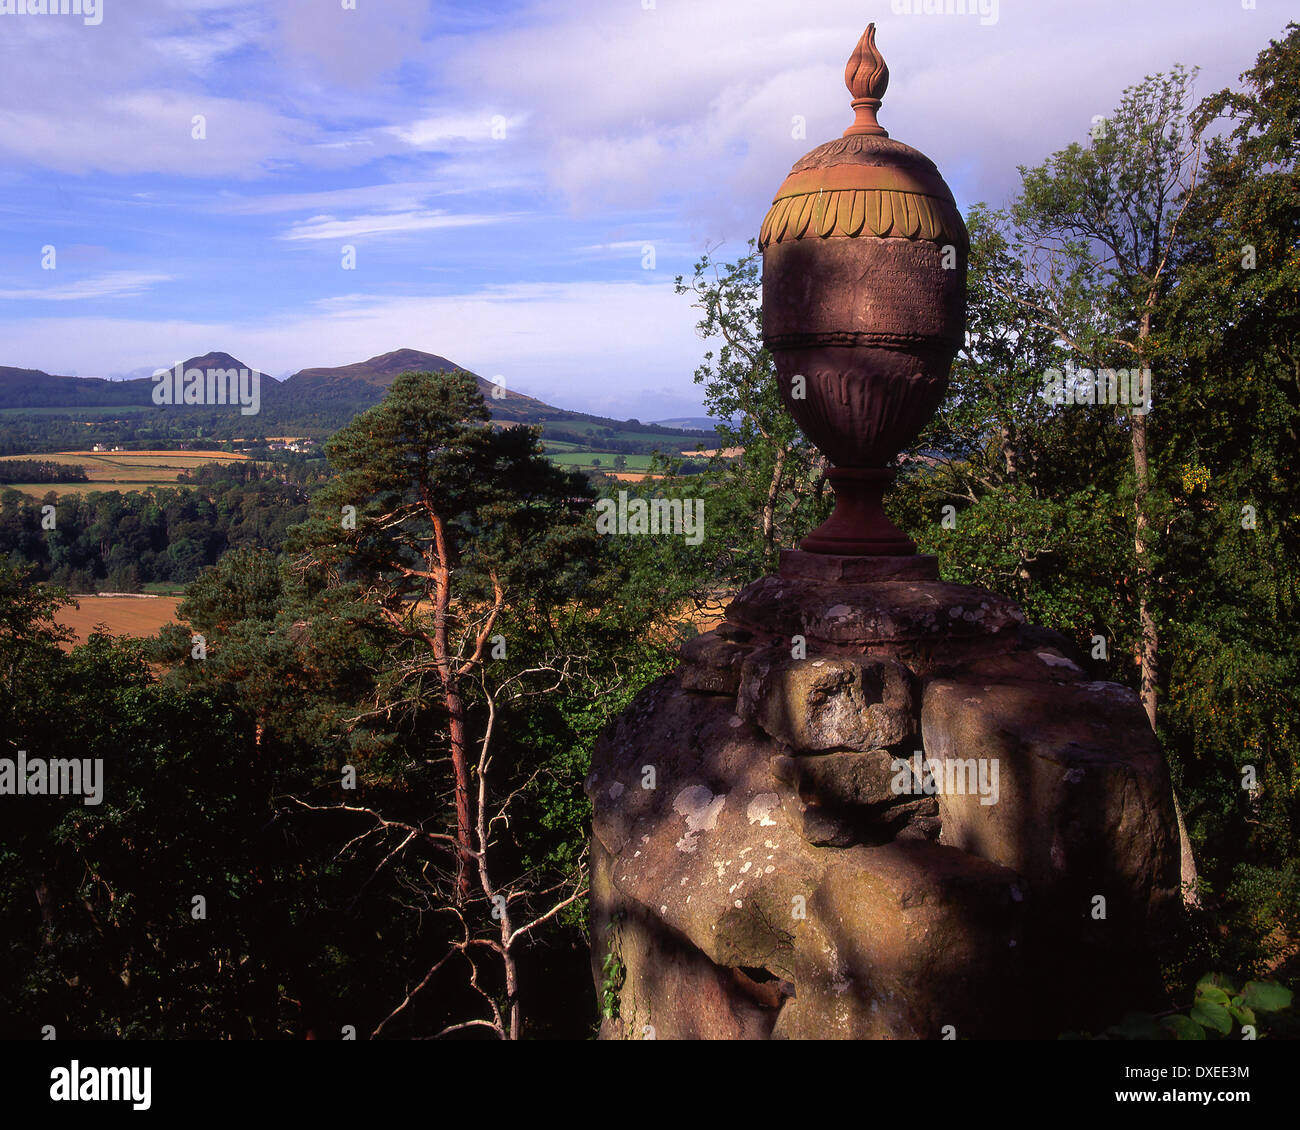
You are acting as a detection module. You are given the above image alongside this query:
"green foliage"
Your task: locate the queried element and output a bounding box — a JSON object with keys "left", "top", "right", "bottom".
{"left": 674, "top": 240, "right": 829, "bottom": 581}
{"left": 1155, "top": 23, "right": 1300, "bottom": 913}
{"left": 0, "top": 458, "right": 88, "bottom": 484}
{"left": 1075, "top": 974, "right": 1292, "bottom": 1040}
{"left": 0, "top": 368, "right": 689, "bottom": 1039}
{"left": 1143, "top": 975, "right": 1285, "bottom": 1041}
{"left": 0, "top": 460, "right": 317, "bottom": 589}
{"left": 599, "top": 922, "right": 626, "bottom": 1021}
{"left": 1221, "top": 862, "right": 1300, "bottom": 971}
{"left": 0, "top": 595, "right": 339, "bottom": 1037}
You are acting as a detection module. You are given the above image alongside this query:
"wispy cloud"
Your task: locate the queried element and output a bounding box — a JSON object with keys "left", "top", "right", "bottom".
{"left": 573, "top": 239, "right": 695, "bottom": 260}
{"left": 386, "top": 113, "right": 529, "bottom": 149}
{"left": 217, "top": 182, "right": 455, "bottom": 215}
{"left": 277, "top": 209, "right": 515, "bottom": 241}
{"left": 0, "top": 272, "right": 173, "bottom": 301}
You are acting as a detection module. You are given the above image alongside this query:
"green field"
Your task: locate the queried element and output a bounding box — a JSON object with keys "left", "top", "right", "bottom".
{"left": 546, "top": 452, "right": 657, "bottom": 470}
{"left": 539, "top": 419, "right": 701, "bottom": 448}
{"left": 142, "top": 581, "right": 189, "bottom": 596}
{"left": 1, "top": 481, "right": 181, "bottom": 498}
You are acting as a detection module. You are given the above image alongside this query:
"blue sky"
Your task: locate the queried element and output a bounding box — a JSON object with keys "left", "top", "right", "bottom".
{"left": 0, "top": 0, "right": 1289, "bottom": 420}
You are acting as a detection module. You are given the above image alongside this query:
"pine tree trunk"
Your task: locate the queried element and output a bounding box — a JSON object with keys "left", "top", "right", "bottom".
{"left": 445, "top": 687, "right": 474, "bottom": 900}
{"left": 427, "top": 511, "right": 474, "bottom": 899}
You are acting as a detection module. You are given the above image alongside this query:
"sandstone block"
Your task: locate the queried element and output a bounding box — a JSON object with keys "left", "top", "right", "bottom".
{"left": 771, "top": 748, "right": 939, "bottom": 846}
{"left": 773, "top": 840, "right": 1028, "bottom": 1039}
{"left": 591, "top": 838, "right": 779, "bottom": 1040}
{"left": 737, "top": 653, "right": 916, "bottom": 752}
{"left": 726, "top": 576, "right": 1025, "bottom": 646}
{"left": 920, "top": 676, "right": 1181, "bottom": 925}
{"left": 678, "top": 624, "right": 764, "bottom": 695}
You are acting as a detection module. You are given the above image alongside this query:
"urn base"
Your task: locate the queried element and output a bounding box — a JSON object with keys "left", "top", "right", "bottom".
{"left": 799, "top": 467, "right": 915, "bottom": 556}
{"left": 780, "top": 549, "right": 938, "bottom": 582}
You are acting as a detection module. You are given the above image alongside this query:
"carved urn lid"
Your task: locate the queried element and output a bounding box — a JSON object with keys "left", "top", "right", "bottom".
{"left": 758, "top": 24, "right": 967, "bottom": 250}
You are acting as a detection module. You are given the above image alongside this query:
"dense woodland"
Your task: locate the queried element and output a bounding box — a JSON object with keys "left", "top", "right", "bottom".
{"left": 0, "top": 462, "right": 323, "bottom": 591}
{"left": 0, "top": 460, "right": 87, "bottom": 485}
{"left": 0, "top": 25, "right": 1297, "bottom": 1039}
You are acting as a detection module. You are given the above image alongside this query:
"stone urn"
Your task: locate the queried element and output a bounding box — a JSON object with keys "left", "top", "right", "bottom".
{"left": 587, "top": 27, "right": 1186, "bottom": 1039}
{"left": 760, "top": 23, "right": 967, "bottom": 557}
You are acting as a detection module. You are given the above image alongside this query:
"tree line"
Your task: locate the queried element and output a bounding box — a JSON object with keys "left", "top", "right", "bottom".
{"left": 0, "top": 459, "right": 88, "bottom": 484}
{"left": 0, "top": 461, "right": 322, "bottom": 591}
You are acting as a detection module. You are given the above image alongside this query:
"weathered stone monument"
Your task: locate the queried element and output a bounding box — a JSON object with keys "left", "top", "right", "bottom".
{"left": 588, "top": 25, "right": 1182, "bottom": 1039}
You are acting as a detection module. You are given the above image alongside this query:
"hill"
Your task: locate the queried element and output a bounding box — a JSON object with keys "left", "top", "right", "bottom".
{"left": 0, "top": 364, "right": 147, "bottom": 408}
{"left": 0, "top": 348, "right": 716, "bottom": 453}
{"left": 280, "top": 349, "right": 555, "bottom": 424}
{"left": 0, "top": 352, "right": 275, "bottom": 410}
{"left": 285, "top": 347, "right": 464, "bottom": 389}
{"left": 654, "top": 416, "right": 727, "bottom": 432}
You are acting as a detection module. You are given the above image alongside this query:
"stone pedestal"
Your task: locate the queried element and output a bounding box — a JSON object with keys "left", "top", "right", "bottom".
{"left": 779, "top": 548, "right": 938, "bottom": 582}
{"left": 587, "top": 573, "right": 1182, "bottom": 1039}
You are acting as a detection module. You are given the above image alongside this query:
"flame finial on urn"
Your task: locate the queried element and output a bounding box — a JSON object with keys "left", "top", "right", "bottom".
{"left": 844, "top": 23, "right": 889, "bottom": 137}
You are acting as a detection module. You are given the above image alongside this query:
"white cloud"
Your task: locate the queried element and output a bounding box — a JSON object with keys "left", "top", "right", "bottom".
{"left": 386, "top": 113, "right": 529, "bottom": 149}
{"left": 0, "top": 92, "right": 303, "bottom": 177}
{"left": 277, "top": 209, "right": 516, "bottom": 241}
{"left": 434, "top": 0, "right": 1280, "bottom": 229}
{"left": 0, "top": 271, "right": 172, "bottom": 301}
{"left": 216, "top": 182, "right": 449, "bottom": 215}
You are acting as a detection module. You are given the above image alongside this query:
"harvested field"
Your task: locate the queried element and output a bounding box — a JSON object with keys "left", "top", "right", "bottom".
{"left": 53, "top": 594, "right": 184, "bottom": 648}
{"left": 0, "top": 449, "right": 250, "bottom": 498}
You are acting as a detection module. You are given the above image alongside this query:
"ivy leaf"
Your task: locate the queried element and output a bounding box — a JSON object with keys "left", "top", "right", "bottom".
{"left": 1197, "top": 973, "right": 1236, "bottom": 996}
{"left": 1161, "top": 1014, "right": 1206, "bottom": 1040}
{"left": 1196, "top": 984, "right": 1231, "bottom": 1006}
{"left": 1226, "top": 1003, "right": 1256, "bottom": 1028}
{"left": 1240, "top": 982, "right": 1293, "bottom": 1013}
{"left": 1189, "top": 1000, "right": 1234, "bottom": 1034}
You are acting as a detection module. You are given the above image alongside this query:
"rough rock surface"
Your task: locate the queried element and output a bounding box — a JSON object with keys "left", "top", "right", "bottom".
{"left": 588, "top": 572, "right": 1183, "bottom": 1039}
{"left": 737, "top": 653, "right": 916, "bottom": 751}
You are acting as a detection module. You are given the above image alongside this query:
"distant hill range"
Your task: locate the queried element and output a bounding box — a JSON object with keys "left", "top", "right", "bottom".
{"left": 283, "top": 348, "right": 556, "bottom": 424}
{"left": 0, "top": 349, "right": 714, "bottom": 442}
{"left": 653, "top": 416, "right": 729, "bottom": 432}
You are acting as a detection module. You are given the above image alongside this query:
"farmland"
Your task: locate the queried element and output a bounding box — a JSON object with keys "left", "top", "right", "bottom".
{"left": 0, "top": 449, "right": 250, "bottom": 498}
{"left": 545, "top": 451, "right": 657, "bottom": 471}
{"left": 52, "top": 593, "right": 184, "bottom": 648}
